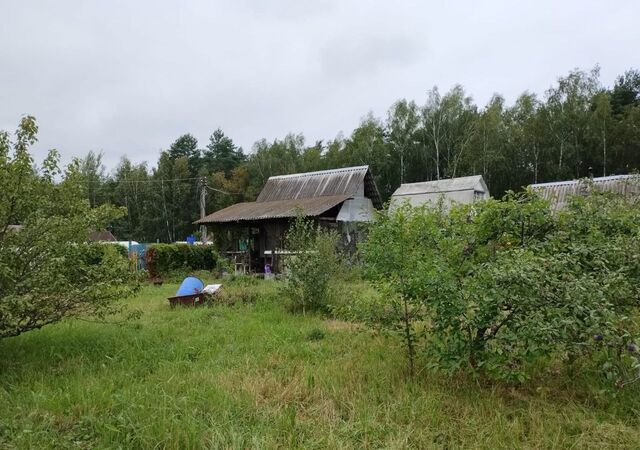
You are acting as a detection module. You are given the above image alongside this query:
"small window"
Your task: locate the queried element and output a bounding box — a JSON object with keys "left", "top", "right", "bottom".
{"left": 473, "top": 191, "right": 484, "bottom": 201}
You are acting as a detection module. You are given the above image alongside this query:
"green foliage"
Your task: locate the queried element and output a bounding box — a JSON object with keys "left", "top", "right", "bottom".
{"left": 103, "top": 243, "right": 128, "bottom": 259}
{"left": 306, "top": 327, "right": 325, "bottom": 341}
{"left": 280, "top": 216, "right": 341, "bottom": 314}
{"left": 1, "top": 283, "right": 640, "bottom": 448}
{"left": 168, "top": 133, "right": 200, "bottom": 176}
{"left": 203, "top": 128, "right": 245, "bottom": 176}
{"left": 72, "top": 66, "right": 640, "bottom": 243}
{"left": 79, "top": 243, "right": 128, "bottom": 264}
{"left": 0, "top": 117, "right": 139, "bottom": 339}
{"left": 145, "top": 244, "right": 218, "bottom": 278}
{"left": 363, "top": 188, "right": 640, "bottom": 382}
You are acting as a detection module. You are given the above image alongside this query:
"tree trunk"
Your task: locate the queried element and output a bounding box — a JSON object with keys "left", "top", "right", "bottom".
{"left": 482, "top": 125, "right": 487, "bottom": 176}
{"left": 400, "top": 148, "right": 405, "bottom": 184}
{"left": 559, "top": 141, "right": 564, "bottom": 173}
{"left": 533, "top": 142, "right": 539, "bottom": 184}
{"left": 402, "top": 295, "right": 415, "bottom": 377}
{"left": 602, "top": 127, "right": 607, "bottom": 177}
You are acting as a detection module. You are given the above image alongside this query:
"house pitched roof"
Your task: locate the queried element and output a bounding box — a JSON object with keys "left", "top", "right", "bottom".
{"left": 256, "top": 165, "right": 381, "bottom": 208}
{"left": 392, "top": 175, "right": 488, "bottom": 197}
{"left": 195, "top": 195, "right": 351, "bottom": 224}
{"left": 196, "top": 166, "right": 381, "bottom": 224}
{"left": 530, "top": 174, "right": 640, "bottom": 210}
{"left": 88, "top": 230, "right": 117, "bottom": 242}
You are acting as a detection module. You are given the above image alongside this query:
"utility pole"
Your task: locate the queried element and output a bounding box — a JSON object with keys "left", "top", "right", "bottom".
{"left": 199, "top": 177, "right": 207, "bottom": 243}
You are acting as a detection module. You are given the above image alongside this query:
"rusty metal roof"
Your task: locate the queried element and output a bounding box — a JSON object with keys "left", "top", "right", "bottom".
{"left": 530, "top": 175, "right": 640, "bottom": 210}
{"left": 196, "top": 166, "right": 382, "bottom": 224}
{"left": 195, "top": 194, "right": 351, "bottom": 224}
{"left": 256, "top": 165, "right": 382, "bottom": 208}
{"left": 88, "top": 230, "right": 117, "bottom": 242}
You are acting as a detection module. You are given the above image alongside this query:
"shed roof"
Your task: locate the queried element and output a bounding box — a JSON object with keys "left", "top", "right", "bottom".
{"left": 392, "top": 175, "right": 488, "bottom": 197}
{"left": 196, "top": 166, "right": 381, "bottom": 224}
{"left": 257, "top": 165, "right": 382, "bottom": 208}
{"left": 195, "top": 194, "right": 350, "bottom": 224}
{"left": 530, "top": 174, "right": 640, "bottom": 209}
{"left": 88, "top": 230, "right": 117, "bottom": 242}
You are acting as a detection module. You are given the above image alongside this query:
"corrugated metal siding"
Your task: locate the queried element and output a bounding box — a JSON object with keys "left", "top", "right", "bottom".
{"left": 195, "top": 194, "right": 351, "bottom": 224}
{"left": 256, "top": 166, "right": 382, "bottom": 208}
{"left": 530, "top": 175, "right": 640, "bottom": 210}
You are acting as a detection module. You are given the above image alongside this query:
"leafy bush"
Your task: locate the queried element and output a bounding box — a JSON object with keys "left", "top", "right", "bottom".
{"left": 108, "top": 243, "right": 128, "bottom": 259}
{"left": 0, "top": 117, "right": 139, "bottom": 338}
{"left": 145, "top": 244, "right": 218, "bottom": 278}
{"left": 82, "top": 243, "right": 128, "bottom": 264}
{"left": 280, "top": 216, "right": 341, "bottom": 314}
{"left": 362, "top": 187, "right": 640, "bottom": 383}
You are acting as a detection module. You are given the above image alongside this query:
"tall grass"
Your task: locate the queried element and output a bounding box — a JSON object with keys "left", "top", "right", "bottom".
{"left": 1, "top": 280, "right": 639, "bottom": 449}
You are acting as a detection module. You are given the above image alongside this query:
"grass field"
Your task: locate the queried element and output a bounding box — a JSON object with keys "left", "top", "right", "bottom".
{"left": 1, "top": 278, "right": 640, "bottom": 449}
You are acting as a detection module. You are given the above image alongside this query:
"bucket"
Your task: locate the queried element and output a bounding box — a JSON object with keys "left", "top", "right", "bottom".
{"left": 176, "top": 276, "right": 204, "bottom": 296}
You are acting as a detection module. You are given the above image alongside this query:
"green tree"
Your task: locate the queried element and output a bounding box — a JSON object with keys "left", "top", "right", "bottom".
{"left": 245, "top": 134, "right": 305, "bottom": 197}
{"left": 544, "top": 67, "right": 601, "bottom": 178}
{"left": 108, "top": 157, "right": 154, "bottom": 241}
{"left": 169, "top": 133, "right": 201, "bottom": 176}
{"left": 471, "top": 94, "right": 505, "bottom": 182}
{"left": 0, "top": 117, "right": 138, "bottom": 338}
{"left": 300, "top": 140, "right": 325, "bottom": 173}
{"left": 501, "top": 93, "right": 545, "bottom": 188}
{"left": 590, "top": 91, "right": 613, "bottom": 176}
{"left": 340, "top": 115, "right": 394, "bottom": 200}
{"left": 66, "top": 65, "right": 640, "bottom": 241}
{"left": 203, "top": 129, "right": 245, "bottom": 176}
{"left": 79, "top": 150, "right": 106, "bottom": 208}
{"left": 361, "top": 204, "right": 434, "bottom": 376}
{"left": 387, "top": 99, "right": 420, "bottom": 184}
{"left": 611, "top": 69, "right": 640, "bottom": 115}
{"left": 280, "top": 216, "right": 341, "bottom": 315}
{"left": 363, "top": 188, "right": 640, "bottom": 383}
{"left": 421, "top": 86, "right": 478, "bottom": 180}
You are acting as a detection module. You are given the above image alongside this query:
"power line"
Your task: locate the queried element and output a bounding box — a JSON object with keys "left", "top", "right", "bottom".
{"left": 205, "top": 185, "right": 242, "bottom": 195}
{"left": 82, "top": 176, "right": 244, "bottom": 200}
{"left": 85, "top": 176, "right": 201, "bottom": 185}
{"left": 82, "top": 177, "right": 204, "bottom": 194}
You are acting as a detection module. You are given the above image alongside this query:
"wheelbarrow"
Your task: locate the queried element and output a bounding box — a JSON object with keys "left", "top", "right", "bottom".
{"left": 168, "top": 276, "right": 205, "bottom": 308}
{"left": 167, "top": 292, "right": 205, "bottom": 307}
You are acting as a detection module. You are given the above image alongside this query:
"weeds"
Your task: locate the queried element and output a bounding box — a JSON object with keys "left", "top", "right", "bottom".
{"left": 1, "top": 282, "right": 639, "bottom": 449}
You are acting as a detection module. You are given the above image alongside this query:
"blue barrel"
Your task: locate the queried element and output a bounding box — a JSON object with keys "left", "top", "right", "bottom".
{"left": 176, "top": 277, "right": 204, "bottom": 296}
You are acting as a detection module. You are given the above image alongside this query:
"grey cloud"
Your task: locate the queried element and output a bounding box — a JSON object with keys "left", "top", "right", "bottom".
{"left": 0, "top": 0, "right": 638, "bottom": 171}
{"left": 320, "top": 34, "right": 422, "bottom": 80}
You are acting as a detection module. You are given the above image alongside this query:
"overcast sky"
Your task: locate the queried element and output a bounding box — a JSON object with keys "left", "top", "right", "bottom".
{"left": 1, "top": 0, "right": 638, "bottom": 170}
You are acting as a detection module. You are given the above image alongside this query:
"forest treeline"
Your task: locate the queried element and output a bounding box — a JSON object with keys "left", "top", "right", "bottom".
{"left": 78, "top": 66, "right": 640, "bottom": 242}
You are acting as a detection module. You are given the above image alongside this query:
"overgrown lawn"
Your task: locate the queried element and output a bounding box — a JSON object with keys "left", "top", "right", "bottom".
{"left": 1, "top": 280, "right": 639, "bottom": 449}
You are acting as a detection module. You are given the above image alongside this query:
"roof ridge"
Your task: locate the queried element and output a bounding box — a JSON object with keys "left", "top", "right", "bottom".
{"left": 531, "top": 174, "right": 638, "bottom": 188}
{"left": 268, "top": 165, "right": 369, "bottom": 180}
{"left": 399, "top": 175, "right": 482, "bottom": 186}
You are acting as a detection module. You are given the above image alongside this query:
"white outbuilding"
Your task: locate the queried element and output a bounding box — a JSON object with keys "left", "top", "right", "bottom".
{"left": 389, "top": 175, "right": 490, "bottom": 211}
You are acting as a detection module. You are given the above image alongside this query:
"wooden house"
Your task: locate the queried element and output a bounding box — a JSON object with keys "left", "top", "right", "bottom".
{"left": 195, "top": 166, "right": 381, "bottom": 273}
